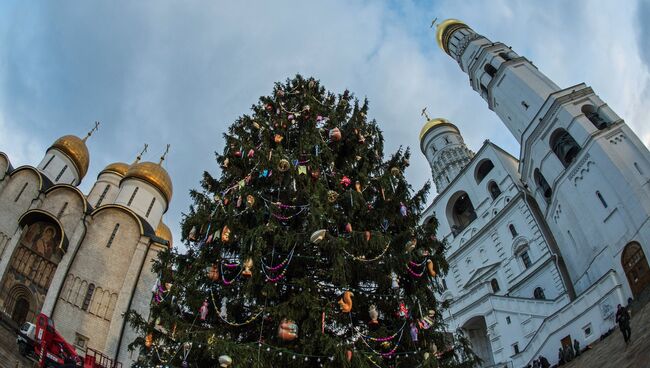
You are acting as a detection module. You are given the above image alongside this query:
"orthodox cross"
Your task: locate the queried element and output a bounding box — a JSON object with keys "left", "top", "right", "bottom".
{"left": 421, "top": 107, "right": 431, "bottom": 121}
{"left": 430, "top": 17, "right": 438, "bottom": 28}
{"left": 159, "top": 144, "right": 171, "bottom": 164}
{"left": 134, "top": 144, "right": 148, "bottom": 164}
{"left": 83, "top": 121, "right": 100, "bottom": 142}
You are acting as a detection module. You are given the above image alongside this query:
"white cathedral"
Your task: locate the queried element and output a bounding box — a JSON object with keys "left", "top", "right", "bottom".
{"left": 420, "top": 20, "right": 650, "bottom": 367}
{"left": 0, "top": 128, "right": 173, "bottom": 366}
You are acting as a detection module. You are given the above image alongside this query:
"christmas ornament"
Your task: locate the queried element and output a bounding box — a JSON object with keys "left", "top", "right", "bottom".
{"left": 405, "top": 238, "right": 417, "bottom": 252}
{"left": 316, "top": 115, "right": 323, "bottom": 122}
{"left": 188, "top": 226, "right": 197, "bottom": 241}
{"left": 399, "top": 202, "right": 407, "bottom": 217}
{"left": 288, "top": 114, "right": 295, "bottom": 121}
{"left": 310, "top": 169, "right": 320, "bottom": 180}
{"left": 338, "top": 291, "right": 353, "bottom": 313}
{"left": 278, "top": 159, "right": 290, "bottom": 172}
{"left": 310, "top": 229, "right": 327, "bottom": 243}
{"left": 242, "top": 258, "right": 253, "bottom": 278}
{"left": 278, "top": 319, "right": 298, "bottom": 341}
{"left": 397, "top": 301, "right": 409, "bottom": 318}
{"left": 344, "top": 223, "right": 353, "bottom": 233}
{"left": 355, "top": 181, "right": 362, "bottom": 193}
{"left": 234, "top": 150, "right": 242, "bottom": 158}
{"left": 144, "top": 332, "right": 153, "bottom": 349}
{"left": 221, "top": 225, "right": 231, "bottom": 243}
{"left": 218, "top": 355, "right": 233, "bottom": 367}
{"left": 390, "top": 167, "right": 400, "bottom": 176}
{"left": 329, "top": 127, "right": 342, "bottom": 142}
{"left": 419, "top": 309, "right": 435, "bottom": 330}
{"left": 274, "top": 134, "right": 284, "bottom": 143}
{"left": 426, "top": 259, "right": 437, "bottom": 277}
{"left": 199, "top": 300, "right": 209, "bottom": 320}
{"left": 410, "top": 322, "right": 419, "bottom": 342}
{"left": 298, "top": 165, "right": 307, "bottom": 175}
{"left": 223, "top": 158, "right": 229, "bottom": 168}
{"left": 236, "top": 195, "right": 242, "bottom": 208}
{"left": 247, "top": 149, "right": 255, "bottom": 158}
{"left": 369, "top": 305, "right": 379, "bottom": 325}
{"left": 253, "top": 121, "right": 260, "bottom": 130}
{"left": 340, "top": 176, "right": 351, "bottom": 187}
{"left": 246, "top": 194, "right": 255, "bottom": 207}
{"left": 327, "top": 190, "right": 338, "bottom": 203}
{"left": 207, "top": 264, "right": 219, "bottom": 281}
{"left": 346, "top": 350, "right": 353, "bottom": 362}
{"left": 364, "top": 231, "right": 371, "bottom": 242}
{"left": 391, "top": 271, "right": 399, "bottom": 289}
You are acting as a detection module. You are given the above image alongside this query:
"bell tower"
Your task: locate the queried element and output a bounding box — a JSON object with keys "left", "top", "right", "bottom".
{"left": 436, "top": 19, "right": 650, "bottom": 295}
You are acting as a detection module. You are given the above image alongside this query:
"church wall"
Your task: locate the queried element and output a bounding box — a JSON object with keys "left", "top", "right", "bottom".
{"left": 87, "top": 172, "right": 123, "bottom": 208}
{"left": 39, "top": 150, "right": 80, "bottom": 186}
{"left": 0, "top": 153, "right": 9, "bottom": 182}
{"left": 39, "top": 187, "right": 85, "bottom": 236}
{"left": 114, "top": 179, "right": 166, "bottom": 229}
{"left": 53, "top": 208, "right": 142, "bottom": 351}
{"left": 0, "top": 169, "right": 42, "bottom": 242}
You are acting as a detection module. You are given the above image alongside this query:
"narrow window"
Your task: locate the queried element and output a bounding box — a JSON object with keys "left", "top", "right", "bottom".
{"left": 444, "top": 136, "right": 450, "bottom": 144}
{"left": 57, "top": 202, "right": 69, "bottom": 218}
{"left": 14, "top": 182, "right": 28, "bottom": 202}
{"left": 506, "top": 316, "right": 511, "bottom": 324}
{"left": 634, "top": 162, "right": 643, "bottom": 175}
{"left": 441, "top": 278, "right": 448, "bottom": 291}
{"left": 596, "top": 191, "right": 608, "bottom": 208}
{"left": 484, "top": 63, "right": 497, "bottom": 78}
{"left": 534, "top": 169, "right": 553, "bottom": 203}
{"left": 42, "top": 155, "right": 55, "bottom": 170}
{"left": 96, "top": 184, "right": 110, "bottom": 207}
{"left": 509, "top": 224, "right": 518, "bottom": 238}
{"left": 533, "top": 287, "right": 546, "bottom": 300}
{"left": 55, "top": 165, "right": 68, "bottom": 181}
{"left": 521, "top": 101, "right": 529, "bottom": 110}
{"left": 127, "top": 187, "right": 139, "bottom": 206}
{"left": 82, "top": 283, "right": 95, "bottom": 311}
{"left": 513, "top": 343, "right": 520, "bottom": 354}
{"left": 491, "top": 278, "right": 500, "bottom": 293}
{"left": 488, "top": 181, "right": 501, "bottom": 200}
{"left": 146, "top": 197, "right": 156, "bottom": 218}
{"left": 521, "top": 251, "right": 532, "bottom": 269}
{"left": 106, "top": 224, "right": 120, "bottom": 248}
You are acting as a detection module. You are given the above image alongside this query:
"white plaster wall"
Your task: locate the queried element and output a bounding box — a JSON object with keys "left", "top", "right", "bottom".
{"left": 39, "top": 149, "right": 80, "bottom": 186}
{"left": 0, "top": 169, "right": 42, "bottom": 237}
{"left": 87, "top": 172, "right": 123, "bottom": 208}
{"left": 114, "top": 179, "right": 166, "bottom": 228}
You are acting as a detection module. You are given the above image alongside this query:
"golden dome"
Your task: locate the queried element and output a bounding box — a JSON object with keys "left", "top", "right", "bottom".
{"left": 436, "top": 19, "right": 469, "bottom": 53}
{"left": 420, "top": 118, "right": 452, "bottom": 141}
{"left": 99, "top": 162, "right": 129, "bottom": 177}
{"left": 124, "top": 161, "right": 173, "bottom": 202}
{"left": 155, "top": 221, "right": 173, "bottom": 248}
{"left": 50, "top": 135, "right": 90, "bottom": 179}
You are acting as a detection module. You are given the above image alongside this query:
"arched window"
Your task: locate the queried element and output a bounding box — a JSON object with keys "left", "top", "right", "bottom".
{"left": 484, "top": 63, "right": 497, "bottom": 78}
{"left": 509, "top": 224, "right": 518, "bottom": 238}
{"left": 550, "top": 129, "right": 581, "bottom": 168}
{"left": 533, "top": 287, "right": 546, "bottom": 300}
{"left": 534, "top": 169, "right": 552, "bottom": 203}
{"left": 491, "top": 278, "right": 500, "bottom": 293}
{"left": 581, "top": 104, "right": 610, "bottom": 130}
{"left": 488, "top": 181, "right": 501, "bottom": 200}
{"left": 447, "top": 191, "right": 477, "bottom": 235}
{"left": 596, "top": 191, "right": 608, "bottom": 208}
{"left": 82, "top": 283, "right": 95, "bottom": 311}
{"left": 476, "top": 160, "right": 495, "bottom": 183}
{"left": 499, "top": 52, "right": 512, "bottom": 61}
{"left": 520, "top": 250, "right": 532, "bottom": 269}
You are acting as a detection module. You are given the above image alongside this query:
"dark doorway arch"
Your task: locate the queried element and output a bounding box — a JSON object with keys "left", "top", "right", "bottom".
{"left": 622, "top": 242, "right": 650, "bottom": 297}
{"left": 12, "top": 297, "right": 30, "bottom": 325}
{"left": 447, "top": 191, "right": 477, "bottom": 235}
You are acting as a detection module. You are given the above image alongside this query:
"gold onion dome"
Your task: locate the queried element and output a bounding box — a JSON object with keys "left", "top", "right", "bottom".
{"left": 50, "top": 135, "right": 90, "bottom": 179}
{"left": 124, "top": 161, "right": 173, "bottom": 202}
{"left": 99, "top": 162, "right": 129, "bottom": 177}
{"left": 155, "top": 221, "right": 173, "bottom": 248}
{"left": 436, "top": 19, "right": 469, "bottom": 53}
{"left": 419, "top": 118, "right": 453, "bottom": 141}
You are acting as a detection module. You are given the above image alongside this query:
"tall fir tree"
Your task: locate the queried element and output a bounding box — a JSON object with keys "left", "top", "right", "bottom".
{"left": 127, "top": 75, "right": 478, "bottom": 368}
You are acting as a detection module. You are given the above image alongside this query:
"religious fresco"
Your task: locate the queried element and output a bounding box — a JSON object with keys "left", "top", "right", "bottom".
{"left": 20, "top": 221, "right": 63, "bottom": 264}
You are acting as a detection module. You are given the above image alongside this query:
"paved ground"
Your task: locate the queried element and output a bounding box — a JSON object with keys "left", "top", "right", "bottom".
{"left": 0, "top": 320, "right": 32, "bottom": 368}
{"left": 561, "top": 301, "right": 650, "bottom": 368}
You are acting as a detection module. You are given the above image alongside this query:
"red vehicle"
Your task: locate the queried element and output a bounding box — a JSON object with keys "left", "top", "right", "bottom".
{"left": 18, "top": 313, "right": 121, "bottom": 368}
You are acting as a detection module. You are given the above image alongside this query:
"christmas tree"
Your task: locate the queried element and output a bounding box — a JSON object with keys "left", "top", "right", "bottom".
{"left": 127, "top": 75, "right": 478, "bottom": 367}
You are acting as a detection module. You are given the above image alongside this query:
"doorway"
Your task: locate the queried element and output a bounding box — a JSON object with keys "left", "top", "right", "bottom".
{"left": 622, "top": 242, "right": 650, "bottom": 297}
{"left": 11, "top": 297, "right": 30, "bottom": 325}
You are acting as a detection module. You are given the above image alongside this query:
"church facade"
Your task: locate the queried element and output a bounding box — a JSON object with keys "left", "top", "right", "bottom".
{"left": 0, "top": 129, "right": 173, "bottom": 366}
{"left": 421, "top": 20, "right": 650, "bottom": 367}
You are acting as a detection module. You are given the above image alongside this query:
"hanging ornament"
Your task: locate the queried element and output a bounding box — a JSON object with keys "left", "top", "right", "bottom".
{"left": 234, "top": 150, "right": 242, "bottom": 158}
{"left": 426, "top": 259, "right": 437, "bottom": 277}
{"left": 400, "top": 202, "right": 408, "bottom": 217}
{"left": 390, "top": 167, "right": 400, "bottom": 176}
{"left": 223, "top": 158, "right": 229, "bottom": 168}
{"left": 236, "top": 195, "right": 243, "bottom": 208}
{"left": 188, "top": 226, "right": 197, "bottom": 241}
{"left": 355, "top": 181, "right": 362, "bottom": 193}
{"left": 265, "top": 103, "right": 273, "bottom": 111}
{"left": 298, "top": 165, "right": 307, "bottom": 175}
{"left": 253, "top": 121, "right": 261, "bottom": 130}
{"left": 391, "top": 271, "right": 399, "bottom": 289}
{"left": 218, "top": 355, "right": 233, "bottom": 367}
{"left": 329, "top": 127, "right": 342, "bottom": 142}
{"left": 364, "top": 231, "right": 371, "bottom": 242}
{"left": 419, "top": 310, "right": 435, "bottom": 330}
{"left": 316, "top": 115, "right": 323, "bottom": 122}
{"left": 321, "top": 311, "right": 326, "bottom": 334}
{"left": 405, "top": 238, "right": 417, "bottom": 252}
{"left": 310, "top": 229, "right": 327, "bottom": 243}
{"left": 397, "top": 301, "right": 409, "bottom": 318}
{"left": 410, "top": 322, "right": 419, "bottom": 342}
{"left": 247, "top": 149, "right": 255, "bottom": 158}
{"left": 144, "top": 332, "right": 153, "bottom": 349}
{"left": 242, "top": 258, "right": 253, "bottom": 278}
{"left": 221, "top": 225, "right": 231, "bottom": 243}
{"left": 207, "top": 264, "right": 220, "bottom": 281}
{"left": 368, "top": 305, "right": 379, "bottom": 325}
{"left": 338, "top": 291, "right": 353, "bottom": 313}
{"left": 327, "top": 190, "right": 339, "bottom": 203}
{"left": 246, "top": 194, "right": 255, "bottom": 207}
{"left": 199, "top": 300, "right": 209, "bottom": 320}
{"left": 278, "top": 319, "right": 299, "bottom": 341}
{"left": 310, "top": 169, "right": 320, "bottom": 180}
{"left": 278, "top": 159, "right": 290, "bottom": 172}
{"left": 288, "top": 114, "right": 295, "bottom": 121}
{"left": 344, "top": 223, "right": 353, "bottom": 233}
{"left": 346, "top": 350, "right": 353, "bottom": 362}
{"left": 274, "top": 134, "right": 284, "bottom": 143}
{"left": 340, "top": 176, "right": 351, "bottom": 187}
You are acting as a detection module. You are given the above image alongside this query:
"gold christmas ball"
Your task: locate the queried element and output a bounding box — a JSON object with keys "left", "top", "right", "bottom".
{"left": 390, "top": 167, "right": 400, "bottom": 176}
{"left": 246, "top": 194, "right": 255, "bottom": 207}
{"left": 278, "top": 159, "right": 290, "bottom": 172}
{"left": 327, "top": 190, "right": 338, "bottom": 203}
{"left": 274, "top": 134, "right": 284, "bottom": 143}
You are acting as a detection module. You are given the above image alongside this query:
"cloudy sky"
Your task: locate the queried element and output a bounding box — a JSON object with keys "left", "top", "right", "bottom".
{"left": 1, "top": 0, "right": 648, "bottom": 244}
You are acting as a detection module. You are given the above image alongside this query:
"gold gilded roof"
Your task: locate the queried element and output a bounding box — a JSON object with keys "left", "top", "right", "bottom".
{"left": 124, "top": 161, "right": 173, "bottom": 202}
{"left": 100, "top": 162, "right": 129, "bottom": 177}
{"left": 155, "top": 221, "right": 173, "bottom": 248}
{"left": 50, "top": 135, "right": 90, "bottom": 180}
{"left": 436, "top": 19, "right": 468, "bottom": 53}
{"left": 419, "top": 118, "right": 452, "bottom": 141}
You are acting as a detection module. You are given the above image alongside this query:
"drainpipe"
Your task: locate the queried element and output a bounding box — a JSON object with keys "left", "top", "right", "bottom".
{"left": 114, "top": 241, "right": 152, "bottom": 362}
